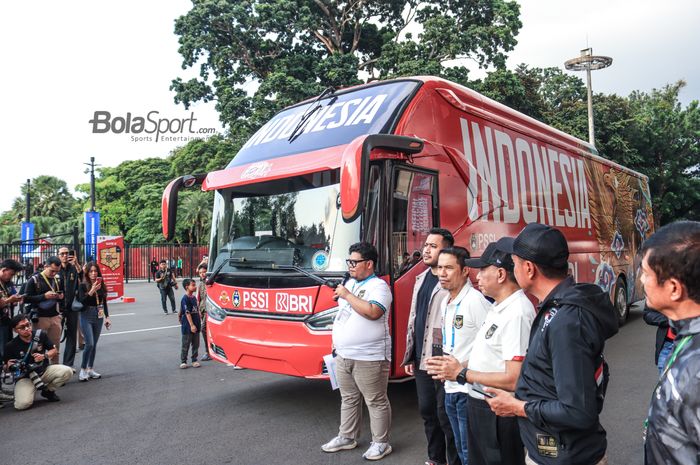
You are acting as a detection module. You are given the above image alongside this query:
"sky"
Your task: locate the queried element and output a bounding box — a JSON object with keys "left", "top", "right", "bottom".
{"left": 1, "top": 0, "right": 698, "bottom": 215}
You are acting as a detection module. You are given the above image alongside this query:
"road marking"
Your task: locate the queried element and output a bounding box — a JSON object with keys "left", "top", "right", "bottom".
{"left": 109, "top": 313, "right": 135, "bottom": 317}
{"left": 102, "top": 325, "right": 180, "bottom": 336}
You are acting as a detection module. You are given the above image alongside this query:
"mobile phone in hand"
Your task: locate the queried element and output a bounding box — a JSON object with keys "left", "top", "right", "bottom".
{"left": 471, "top": 382, "right": 495, "bottom": 398}
{"left": 96, "top": 277, "right": 103, "bottom": 283}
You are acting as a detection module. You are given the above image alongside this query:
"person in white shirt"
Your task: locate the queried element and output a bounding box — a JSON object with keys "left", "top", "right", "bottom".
{"left": 427, "top": 246, "right": 490, "bottom": 465}
{"left": 322, "top": 242, "right": 394, "bottom": 461}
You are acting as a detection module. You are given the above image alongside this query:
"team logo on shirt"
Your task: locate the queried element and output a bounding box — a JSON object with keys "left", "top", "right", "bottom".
{"left": 453, "top": 315, "right": 463, "bottom": 329}
{"left": 485, "top": 324, "right": 498, "bottom": 339}
{"left": 358, "top": 290, "right": 366, "bottom": 299}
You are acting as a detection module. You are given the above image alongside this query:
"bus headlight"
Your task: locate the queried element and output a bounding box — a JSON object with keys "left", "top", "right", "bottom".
{"left": 305, "top": 307, "right": 339, "bottom": 331}
{"left": 206, "top": 297, "right": 227, "bottom": 322}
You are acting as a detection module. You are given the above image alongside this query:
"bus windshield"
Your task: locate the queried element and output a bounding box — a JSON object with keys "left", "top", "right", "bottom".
{"left": 229, "top": 80, "right": 420, "bottom": 167}
{"left": 210, "top": 171, "right": 360, "bottom": 275}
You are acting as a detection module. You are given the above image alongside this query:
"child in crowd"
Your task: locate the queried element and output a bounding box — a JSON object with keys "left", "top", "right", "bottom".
{"left": 179, "top": 279, "right": 201, "bottom": 369}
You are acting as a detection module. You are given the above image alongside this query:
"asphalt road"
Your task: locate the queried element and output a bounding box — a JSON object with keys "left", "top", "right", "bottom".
{"left": 1, "top": 282, "right": 658, "bottom": 465}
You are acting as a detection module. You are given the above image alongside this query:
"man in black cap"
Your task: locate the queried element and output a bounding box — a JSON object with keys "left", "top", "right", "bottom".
{"left": 484, "top": 223, "right": 618, "bottom": 465}
{"left": 427, "top": 238, "right": 534, "bottom": 465}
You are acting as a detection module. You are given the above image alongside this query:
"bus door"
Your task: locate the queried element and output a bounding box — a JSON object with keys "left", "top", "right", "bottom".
{"left": 389, "top": 166, "right": 439, "bottom": 375}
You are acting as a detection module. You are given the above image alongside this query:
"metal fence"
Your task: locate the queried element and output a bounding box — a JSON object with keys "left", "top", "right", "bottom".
{"left": 0, "top": 242, "right": 208, "bottom": 283}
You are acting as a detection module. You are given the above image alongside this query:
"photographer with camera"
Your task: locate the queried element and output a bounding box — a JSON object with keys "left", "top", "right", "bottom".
{"left": 22, "top": 256, "right": 64, "bottom": 364}
{"left": 1, "top": 259, "right": 25, "bottom": 359}
{"left": 3, "top": 314, "right": 73, "bottom": 410}
{"left": 155, "top": 260, "right": 178, "bottom": 314}
{"left": 58, "top": 247, "right": 82, "bottom": 370}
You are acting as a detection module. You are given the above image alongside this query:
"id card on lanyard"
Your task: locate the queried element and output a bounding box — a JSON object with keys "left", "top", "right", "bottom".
{"left": 442, "top": 301, "right": 461, "bottom": 355}
{"left": 40, "top": 273, "right": 60, "bottom": 313}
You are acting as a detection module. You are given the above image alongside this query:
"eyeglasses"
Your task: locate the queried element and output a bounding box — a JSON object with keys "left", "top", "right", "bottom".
{"left": 345, "top": 259, "right": 369, "bottom": 268}
{"left": 58, "top": 252, "right": 68, "bottom": 256}
{"left": 16, "top": 323, "right": 32, "bottom": 330}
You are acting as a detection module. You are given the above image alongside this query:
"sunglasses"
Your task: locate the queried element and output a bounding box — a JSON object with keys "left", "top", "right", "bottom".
{"left": 345, "top": 259, "right": 369, "bottom": 268}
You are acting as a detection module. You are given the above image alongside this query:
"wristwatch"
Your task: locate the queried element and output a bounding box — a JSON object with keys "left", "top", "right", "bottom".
{"left": 456, "top": 367, "right": 469, "bottom": 385}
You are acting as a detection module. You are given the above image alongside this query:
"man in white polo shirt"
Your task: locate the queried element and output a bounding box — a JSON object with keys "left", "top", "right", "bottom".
{"left": 322, "top": 242, "right": 394, "bottom": 461}
{"left": 428, "top": 238, "right": 534, "bottom": 465}
{"left": 427, "top": 246, "right": 490, "bottom": 465}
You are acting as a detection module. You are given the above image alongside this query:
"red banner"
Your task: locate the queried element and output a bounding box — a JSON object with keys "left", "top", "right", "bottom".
{"left": 97, "top": 235, "right": 125, "bottom": 302}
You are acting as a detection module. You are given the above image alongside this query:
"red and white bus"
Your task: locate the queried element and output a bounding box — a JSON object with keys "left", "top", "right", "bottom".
{"left": 162, "top": 76, "right": 654, "bottom": 379}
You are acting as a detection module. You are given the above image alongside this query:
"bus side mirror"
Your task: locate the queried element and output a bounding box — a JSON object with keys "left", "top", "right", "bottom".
{"left": 340, "top": 134, "right": 423, "bottom": 223}
{"left": 162, "top": 174, "right": 206, "bottom": 241}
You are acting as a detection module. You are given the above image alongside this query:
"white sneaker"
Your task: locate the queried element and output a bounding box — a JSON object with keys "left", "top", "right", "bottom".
{"left": 79, "top": 369, "right": 90, "bottom": 382}
{"left": 321, "top": 436, "right": 357, "bottom": 453}
{"left": 362, "top": 442, "right": 392, "bottom": 460}
{"left": 88, "top": 370, "right": 101, "bottom": 379}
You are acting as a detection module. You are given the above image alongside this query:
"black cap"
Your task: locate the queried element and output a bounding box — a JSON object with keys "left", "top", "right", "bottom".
{"left": 464, "top": 237, "right": 515, "bottom": 271}
{"left": 504, "top": 223, "right": 569, "bottom": 268}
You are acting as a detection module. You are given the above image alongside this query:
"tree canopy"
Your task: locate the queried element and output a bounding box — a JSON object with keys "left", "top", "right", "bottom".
{"left": 171, "top": 0, "right": 522, "bottom": 133}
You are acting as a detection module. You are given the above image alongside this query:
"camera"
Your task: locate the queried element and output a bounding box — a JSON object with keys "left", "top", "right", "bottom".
{"left": 12, "top": 358, "right": 47, "bottom": 391}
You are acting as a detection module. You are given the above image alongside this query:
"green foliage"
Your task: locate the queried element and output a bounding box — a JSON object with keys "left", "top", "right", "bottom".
{"left": 171, "top": 0, "right": 522, "bottom": 133}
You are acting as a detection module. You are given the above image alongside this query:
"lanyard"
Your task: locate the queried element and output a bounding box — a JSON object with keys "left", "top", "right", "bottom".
{"left": 643, "top": 334, "right": 694, "bottom": 435}
{"left": 40, "top": 273, "right": 58, "bottom": 292}
{"left": 443, "top": 300, "right": 461, "bottom": 354}
{"left": 351, "top": 274, "right": 375, "bottom": 293}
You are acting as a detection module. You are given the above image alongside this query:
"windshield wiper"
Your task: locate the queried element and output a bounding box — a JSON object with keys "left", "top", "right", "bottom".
{"left": 206, "top": 257, "right": 276, "bottom": 285}
{"left": 206, "top": 257, "right": 342, "bottom": 290}
{"left": 287, "top": 87, "right": 335, "bottom": 143}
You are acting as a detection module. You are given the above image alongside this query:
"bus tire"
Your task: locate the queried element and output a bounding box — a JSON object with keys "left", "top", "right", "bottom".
{"left": 614, "top": 278, "right": 629, "bottom": 326}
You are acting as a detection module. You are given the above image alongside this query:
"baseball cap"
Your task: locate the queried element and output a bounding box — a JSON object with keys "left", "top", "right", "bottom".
{"left": 464, "top": 237, "right": 515, "bottom": 271}
{"left": 504, "top": 223, "right": 569, "bottom": 268}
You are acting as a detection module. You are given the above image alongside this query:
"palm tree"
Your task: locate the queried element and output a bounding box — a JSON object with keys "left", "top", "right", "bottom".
{"left": 180, "top": 192, "right": 212, "bottom": 244}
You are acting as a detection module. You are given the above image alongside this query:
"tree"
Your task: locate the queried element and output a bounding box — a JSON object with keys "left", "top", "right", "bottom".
{"left": 171, "top": 0, "right": 522, "bottom": 134}
{"left": 179, "top": 191, "right": 213, "bottom": 244}
{"left": 625, "top": 82, "right": 700, "bottom": 224}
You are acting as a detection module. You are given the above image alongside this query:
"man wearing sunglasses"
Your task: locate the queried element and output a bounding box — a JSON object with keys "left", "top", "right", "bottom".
{"left": 322, "top": 242, "right": 394, "bottom": 461}
{"left": 3, "top": 314, "right": 73, "bottom": 410}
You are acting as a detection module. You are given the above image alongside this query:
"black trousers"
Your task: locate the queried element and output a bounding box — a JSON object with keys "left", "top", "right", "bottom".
{"left": 181, "top": 332, "right": 200, "bottom": 363}
{"left": 415, "top": 369, "right": 462, "bottom": 465}
{"left": 467, "top": 396, "right": 525, "bottom": 465}
{"left": 159, "top": 287, "right": 176, "bottom": 313}
{"left": 62, "top": 309, "right": 80, "bottom": 367}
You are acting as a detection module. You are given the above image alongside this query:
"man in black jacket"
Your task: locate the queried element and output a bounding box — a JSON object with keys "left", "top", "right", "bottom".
{"left": 57, "top": 247, "right": 81, "bottom": 370}
{"left": 23, "top": 256, "right": 64, "bottom": 364}
{"left": 485, "top": 223, "right": 618, "bottom": 465}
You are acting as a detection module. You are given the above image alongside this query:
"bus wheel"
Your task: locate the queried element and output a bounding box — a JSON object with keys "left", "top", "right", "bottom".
{"left": 614, "top": 278, "right": 629, "bottom": 326}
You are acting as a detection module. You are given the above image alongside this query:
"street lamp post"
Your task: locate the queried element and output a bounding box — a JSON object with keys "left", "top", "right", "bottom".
{"left": 564, "top": 48, "right": 613, "bottom": 146}
{"left": 25, "top": 179, "right": 30, "bottom": 222}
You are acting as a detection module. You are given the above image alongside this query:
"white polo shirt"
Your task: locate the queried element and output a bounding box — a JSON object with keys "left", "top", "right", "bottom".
{"left": 442, "top": 280, "right": 491, "bottom": 394}
{"left": 467, "top": 289, "right": 535, "bottom": 399}
{"left": 332, "top": 274, "right": 393, "bottom": 361}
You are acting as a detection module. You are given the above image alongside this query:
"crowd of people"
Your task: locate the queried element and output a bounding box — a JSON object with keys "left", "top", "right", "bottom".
{"left": 2, "top": 222, "right": 698, "bottom": 465}
{"left": 323, "top": 221, "right": 699, "bottom": 465}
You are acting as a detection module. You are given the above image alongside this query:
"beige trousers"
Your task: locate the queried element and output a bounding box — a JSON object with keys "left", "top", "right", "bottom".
{"left": 525, "top": 450, "right": 608, "bottom": 465}
{"left": 36, "top": 315, "right": 62, "bottom": 364}
{"left": 14, "top": 364, "right": 73, "bottom": 410}
{"left": 335, "top": 355, "right": 391, "bottom": 443}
